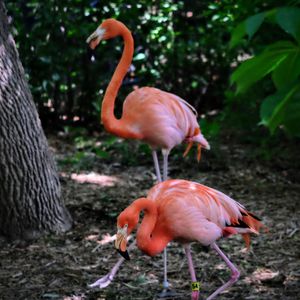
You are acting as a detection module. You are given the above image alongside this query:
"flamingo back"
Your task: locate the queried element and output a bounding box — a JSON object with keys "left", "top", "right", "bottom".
{"left": 147, "top": 179, "right": 260, "bottom": 246}
{"left": 121, "top": 87, "right": 200, "bottom": 150}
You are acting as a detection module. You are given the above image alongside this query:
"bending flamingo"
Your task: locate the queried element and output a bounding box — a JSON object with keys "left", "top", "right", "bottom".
{"left": 113, "top": 179, "right": 264, "bottom": 300}
{"left": 87, "top": 18, "right": 210, "bottom": 293}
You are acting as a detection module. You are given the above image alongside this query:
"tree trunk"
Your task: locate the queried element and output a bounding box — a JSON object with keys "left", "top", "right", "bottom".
{"left": 0, "top": 1, "right": 72, "bottom": 240}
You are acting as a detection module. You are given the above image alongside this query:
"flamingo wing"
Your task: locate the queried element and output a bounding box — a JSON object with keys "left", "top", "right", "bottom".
{"left": 147, "top": 179, "right": 262, "bottom": 246}
{"left": 121, "top": 87, "right": 199, "bottom": 149}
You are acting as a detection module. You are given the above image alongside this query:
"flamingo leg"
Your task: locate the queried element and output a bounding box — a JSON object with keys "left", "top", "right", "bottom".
{"left": 183, "top": 141, "right": 193, "bottom": 158}
{"left": 162, "top": 148, "right": 169, "bottom": 290}
{"left": 207, "top": 243, "right": 240, "bottom": 300}
{"left": 162, "top": 247, "right": 169, "bottom": 288}
{"left": 152, "top": 150, "right": 162, "bottom": 183}
{"left": 184, "top": 245, "right": 200, "bottom": 300}
{"left": 162, "top": 149, "right": 169, "bottom": 181}
{"left": 152, "top": 149, "right": 172, "bottom": 296}
{"left": 157, "top": 149, "right": 180, "bottom": 298}
{"left": 89, "top": 240, "right": 136, "bottom": 289}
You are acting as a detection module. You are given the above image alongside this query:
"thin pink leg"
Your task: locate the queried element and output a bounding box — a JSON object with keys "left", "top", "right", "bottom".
{"left": 152, "top": 150, "right": 162, "bottom": 183}
{"left": 184, "top": 245, "right": 199, "bottom": 300}
{"left": 89, "top": 240, "right": 136, "bottom": 289}
{"left": 162, "top": 149, "right": 169, "bottom": 181}
{"left": 162, "top": 247, "right": 169, "bottom": 289}
{"left": 152, "top": 149, "right": 176, "bottom": 298}
{"left": 162, "top": 149, "right": 169, "bottom": 289}
{"left": 207, "top": 243, "right": 240, "bottom": 300}
{"left": 153, "top": 149, "right": 169, "bottom": 289}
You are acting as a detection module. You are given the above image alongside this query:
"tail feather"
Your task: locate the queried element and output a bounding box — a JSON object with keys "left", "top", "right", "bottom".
{"left": 242, "top": 233, "right": 251, "bottom": 249}
{"left": 242, "top": 213, "right": 264, "bottom": 233}
{"left": 241, "top": 211, "right": 266, "bottom": 249}
{"left": 241, "top": 211, "right": 262, "bottom": 221}
{"left": 223, "top": 210, "right": 266, "bottom": 249}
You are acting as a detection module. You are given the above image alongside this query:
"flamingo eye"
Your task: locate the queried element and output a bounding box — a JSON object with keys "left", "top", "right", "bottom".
{"left": 117, "top": 223, "right": 128, "bottom": 230}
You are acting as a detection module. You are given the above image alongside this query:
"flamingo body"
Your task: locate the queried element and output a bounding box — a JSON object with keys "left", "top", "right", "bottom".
{"left": 119, "top": 87, "right": 202, "bottom": 150}
{"left": 118, "top": 179, "right": 261, "bottom": 257}
{"left": 115, "top": 180, "right": 264, "bottom": 299}
{"left": 87, "top": 18, "right": 210, "bottom": 161}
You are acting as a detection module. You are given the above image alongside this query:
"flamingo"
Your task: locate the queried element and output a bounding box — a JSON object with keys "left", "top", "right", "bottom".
{"left": 86, "top": 18, "right": 210, "bottom": 294}
{"left": 86, "top": 18, "right": 210, "bottom": 182}
{"left": 113, "top": 179, "right": 264, "bottom": 300}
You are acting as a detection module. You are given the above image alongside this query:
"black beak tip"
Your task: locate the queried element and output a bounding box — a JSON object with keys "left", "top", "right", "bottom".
{"left": 116, "top": 249, "right": 130, "bottom": 260}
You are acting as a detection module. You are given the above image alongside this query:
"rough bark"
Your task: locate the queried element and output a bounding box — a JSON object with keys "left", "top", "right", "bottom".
{"left": 0, "top": 1, "right": 72, "bottom": 240}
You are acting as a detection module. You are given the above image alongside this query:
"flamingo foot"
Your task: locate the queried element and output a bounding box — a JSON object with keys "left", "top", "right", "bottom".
{"left": 157, "top": 288, "right": 180, "bottom": 299}
{"left": 191, "top": 290, "right": 200, "bottom": 300}
{"left": 88, "top": 272, "right": 115, "bottom": 289}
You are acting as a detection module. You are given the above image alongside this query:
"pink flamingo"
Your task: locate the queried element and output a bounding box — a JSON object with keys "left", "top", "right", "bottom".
{"left": 86, "top": 18, "right": 210, "bottom": 293}
{"left": 86, "top": 18, "right": 210, "bottom": 183}
{"left": 113, "top": 179, "right": 264, "bottom": 300}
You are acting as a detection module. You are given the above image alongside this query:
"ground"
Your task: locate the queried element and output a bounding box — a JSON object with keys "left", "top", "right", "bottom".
{"left": 0, "top": 133, "right": 299, "bottom": 300}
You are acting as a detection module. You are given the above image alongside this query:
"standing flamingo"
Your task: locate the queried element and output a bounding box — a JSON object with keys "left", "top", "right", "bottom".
{"left": 86, "top": 18, "right": 210, "bottom": 182}
{"left": 113, "top": 179, "right": 264, "bottom": 300}
{"left": 86, "top": 18, "right": 210, "bottom": 294}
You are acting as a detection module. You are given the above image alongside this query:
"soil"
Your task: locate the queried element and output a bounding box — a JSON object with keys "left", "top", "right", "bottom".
{"left": 0, "top": 133, "right": 299, "bottom": 300}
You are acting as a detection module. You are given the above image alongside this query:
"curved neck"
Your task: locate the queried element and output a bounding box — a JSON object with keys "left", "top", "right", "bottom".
{"left": 101, "top": 25, "right": 138, "bottom": 139}
{"left": 132, "top": 198, "right": 170, "bottom": 257}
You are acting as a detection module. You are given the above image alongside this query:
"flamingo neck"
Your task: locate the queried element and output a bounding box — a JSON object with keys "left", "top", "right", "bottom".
{"left": 132, "top": 198, "right": 170, "bottom": 257}
{"left": 101, "top": 24, "right": 138, "bottom": 139}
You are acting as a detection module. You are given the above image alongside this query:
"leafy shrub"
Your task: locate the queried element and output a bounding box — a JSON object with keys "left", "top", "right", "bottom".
{"left": 6, "top": 0, "right": 246, "bottom": 128}
{"left": 230, "top": 6, "right": 300, "bottom": 136}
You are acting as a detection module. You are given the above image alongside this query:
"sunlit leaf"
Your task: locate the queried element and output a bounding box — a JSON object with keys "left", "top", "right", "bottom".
{"left": 40, "top": 56, "right": 51, "bottom": 64}
{"left": 59, "top": 84, "right": 68, "bottom": 92}
{"left": 133, "top": 53, "right": 146, "bottom": 61}
{"left": 52, "top": 73, "right": 60, "bottom": 81}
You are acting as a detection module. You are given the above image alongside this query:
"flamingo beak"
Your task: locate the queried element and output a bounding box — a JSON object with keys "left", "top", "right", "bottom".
{"left": 196, "top": 133, "right": 210, "bottom": 150}
{"left": 86, "top": 27, "right": 106, "bottom": 50}
{"left": 115, "top": 224, "right": 130, "bottom": 260}
{"left": 183, "top": 133, "right": 210, "bottom": 162}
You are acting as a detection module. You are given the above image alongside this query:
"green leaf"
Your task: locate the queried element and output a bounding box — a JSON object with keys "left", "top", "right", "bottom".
{"left": 260, "top": 80, "right": 300, "bottom": 133}
{"left": 230, "top": 12, "right": 266, "bottom": 48}
{"left": 231, "top": 41, "right": 291, "bottom": 93}
{"left": 245, "top": 12, "right": 265, "bottom": 41}
{"left": 229, "top": 22, "right": 246, "bottom": 49}
{"left": 94, "top": 148, "right": 109, "bottom": 159}
{"left": 229, "top": 7, "right": 299, "bottom": 49}
{"left": 276, "top": 7, "right": 300, "bottom": 44}
{"left": 272, "top": 43, "right": 300, "bottom": 89}
{"left": 283, "top": 93, "right": 300, "bottom": 136}
{"left": 40, "top": 56, "right": 51, "bottom": 64}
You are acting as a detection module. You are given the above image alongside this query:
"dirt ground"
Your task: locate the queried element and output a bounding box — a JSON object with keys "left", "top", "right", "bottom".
{"left": 0, "top": 133, "right": 299, "bottom": 300}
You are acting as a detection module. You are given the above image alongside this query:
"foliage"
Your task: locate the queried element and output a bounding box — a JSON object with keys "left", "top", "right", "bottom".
{"left": 6, "top": 0, "right": 300, "bottom": 145}
{"left": 6, "top": 0, "right": 259, "bottom": 127}
{"left": 230, "top": 6, "right": 300, "bottom": 136}
{"left": 58, "top": 126, "right": 153, "bottom": 169}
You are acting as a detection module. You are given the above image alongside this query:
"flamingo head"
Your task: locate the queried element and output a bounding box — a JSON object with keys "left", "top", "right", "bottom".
{"left": 86, "top": 19, "right": 125, "bottom": 49}
{"left": 115, "top": 206, "right": 139, "bottom": 260}
{"left": 183, "top": 128, "right": 210, "bottom": 162}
